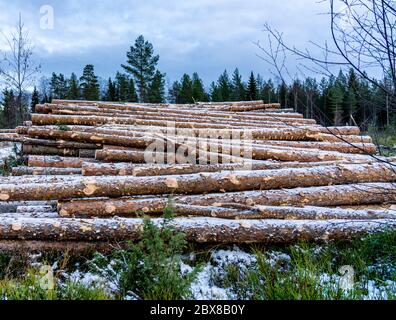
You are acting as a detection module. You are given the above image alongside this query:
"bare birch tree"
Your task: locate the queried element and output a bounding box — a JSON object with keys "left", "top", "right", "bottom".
{"left": 0, "top": 14, "right": 40, "bottom": 126}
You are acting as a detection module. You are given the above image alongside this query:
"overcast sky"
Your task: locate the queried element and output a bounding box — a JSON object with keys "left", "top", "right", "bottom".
{"left": 0, "top": 0, "right": 334, "bottom": 86}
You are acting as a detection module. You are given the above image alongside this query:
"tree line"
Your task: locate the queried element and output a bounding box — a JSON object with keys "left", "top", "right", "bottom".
{"left": 1, "top": 34, "right": 393, "bottom": 130}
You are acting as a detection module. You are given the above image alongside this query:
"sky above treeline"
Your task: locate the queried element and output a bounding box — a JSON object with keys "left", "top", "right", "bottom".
{"left": 0, "top": 0, "right": 335, "bottom": 86}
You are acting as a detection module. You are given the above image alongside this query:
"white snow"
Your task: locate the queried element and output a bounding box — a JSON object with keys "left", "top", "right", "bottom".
{"left": 0, "top": 143, "right": 15, "bottom": 162}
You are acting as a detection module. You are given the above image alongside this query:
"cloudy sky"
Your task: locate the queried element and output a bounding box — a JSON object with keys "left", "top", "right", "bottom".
{"left": 0, "top": 0, "right": 334, "bottom": 85}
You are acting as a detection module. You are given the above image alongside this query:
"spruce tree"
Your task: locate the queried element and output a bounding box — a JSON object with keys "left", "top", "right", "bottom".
{"left": 106, "top": 78, "right": 117, "bottom": 101}
{"left": 217, "top": 70, "right": 232, "bottom": 101}
{"left": 246, "top": 72, "right": 258, "bottom": 101}
{"left": 50, "top": 73, "right": 59, "bottom": 99}
{"left": 128, "top": 78, "right": 138, "bottom": 102}
{"left": 80, "top": 64, "right": 100, "bottom": 101}
{"left": 115, "top": 72, "right": 129, "bottom": 101}
{"left": 122, "top": 35, "right": 159, "bottom": 102}
{"left": 67, "top": 73, "right": 80, "bottom": 100}
{"left": 30, "top": 86, "right": 39, "bottom": 113}
{"left": 191, "top": 73, "right": 207, "bottom": 102}
{"left": 148, "top": 70, "right": 165, "bottom": 103}
{"left": 169, "top": 81, "right": 181, "bottom": 103}
{"left": 179, "top": 74, "right": 193, "bottom": 103}
{"left": 1, "top": 89, "right": 16, "bottom": 128}
{"left": 231, "top": 68, "right": 245, "bottom": 101}
{"left": 210, "top": 82, "right": 222, "bottom": 102}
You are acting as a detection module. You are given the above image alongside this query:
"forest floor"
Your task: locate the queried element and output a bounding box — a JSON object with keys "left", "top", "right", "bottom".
{"left": 0, "top": 141, "right": 395, "bottom": 300}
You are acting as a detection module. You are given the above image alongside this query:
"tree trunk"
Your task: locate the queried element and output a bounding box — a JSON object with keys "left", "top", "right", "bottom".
{"left": 57, "top": 198, "right": 396, "bottom": 220}
{"left": 0, "top": 216, "right": 393, "bottom": 243}
{"left": 12, "top": 166, "right": 82, "bottom": 176}
{"left": 27, "top": 156, "right": 97, "bottom": 168}
{"left": 176, "top": 182, "right": 396, "bottom": 207}
{"left": 1, "top": 163, "right": 396, "bottom": 201}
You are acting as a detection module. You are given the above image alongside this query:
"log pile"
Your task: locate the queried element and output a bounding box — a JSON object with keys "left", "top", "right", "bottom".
{"left": 0, "top": 99, "right": 396, "bottom": 251}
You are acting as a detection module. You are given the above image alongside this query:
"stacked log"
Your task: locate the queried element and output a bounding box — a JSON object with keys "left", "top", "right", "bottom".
{"left": 0, "top": 99, "right": 395, "bottom": 250}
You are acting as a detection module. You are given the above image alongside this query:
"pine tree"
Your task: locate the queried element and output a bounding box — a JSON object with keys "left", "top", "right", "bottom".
{"left": 80, "top": 65, "right": 100, "bottom": 101}
{"left": 148, "top": 70, "right": 165, "bottom": 103}
{"left": 67, "top": 73, "right": 80, "bottom": 100}
{"left": 122, "top": 35, "right": 159, "bottom": 102}
{"left": 179, "top": 74, "right": 193, "bottom": 103}
{"left": 246, "top": 72, "right": 258, "bottom": 101}
{"left": 191, "top": 73, "right": 207, "bottom": 102}
{"left": 231, "top": 68, "right": 245, "bottom": 101}
{"left": 30, "top": 86, "right": 39, "bottom": 113}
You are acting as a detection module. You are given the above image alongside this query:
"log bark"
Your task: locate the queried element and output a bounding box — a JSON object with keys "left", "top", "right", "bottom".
{"left": 28, "top": 156, "right": 97, "bottom": 168}
{"left": 1, "top": 163, "right": 396, "bottom": 201}
{"left": 50, "top": 109, "right": 308, "bottom": 129}
{"left": 22, "top": 144, "right": 80, "bottom": 157}
{"left": 37, "top": 103, "right": 304, "bottom": 120}
{"left": 57, "top": 198, "right": 396, "bottom": 220}
{"left": 16, "top": 205, "right": 55, "bottom": 213}
{"left": 0, "top": 133, "right": 24, "bottom": 142}
{"left": 0, "top": 201, "right": 56, "bottom": 213}
{"left": 81, "top": 159, "right": 379, "bottom": 177}
{"left": 58, "top": 198, "right": 257, "bottom": 219}
{"left": 21, "top": 137, "right": 101, "bottom": 149}
{"left": 43, "top": 103, "right": 314, "bottom": 124}
{"left": 0, "top": 217, "right": 394, "bottom": 243}
{"left": 12, "top": 166, "right": 82, "bottom": 176}
{"left": 31, "top": 114, "right": 247, "bottom": 129}
{"left": 177, "top": 182, "right": 396, "bottom": 207}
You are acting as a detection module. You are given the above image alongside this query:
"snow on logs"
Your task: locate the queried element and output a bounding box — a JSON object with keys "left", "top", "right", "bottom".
{"left": 1, "top": 100, "right": 395, "bottom": 246}
{"left": 1, "top": 162, "right": 396, "bottom": 201}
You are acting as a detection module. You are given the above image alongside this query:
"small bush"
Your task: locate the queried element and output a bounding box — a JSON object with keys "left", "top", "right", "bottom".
{"left": 89, "top": 203, "right": 198, "bottom": 300}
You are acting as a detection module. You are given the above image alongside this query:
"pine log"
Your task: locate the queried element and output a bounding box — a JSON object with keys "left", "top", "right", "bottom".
{"left": 177, "top": 182, "right": 396, "bottom": 207}
{"left": 12, "top": 166, "right": 82, "bottom": 176}
{"left": 42, "top": 104, "right": 314, "bottom": 124}
{"left": 22, "top": 144, "right": 80, "bottom": 157}
{"left": 16, "top": 205, "right": 55, "bottom": 213}
{"left": 0, "top": 217, "right": 394, "bottom": 243}
{"left": 50, "top": 109, "right": 305, "bottom": 129}
{"left": 31, "top": 114, "right": 247, "bottom": 129}
{"left": 0, "top": 133, "right": 24, "bottom": 142}
{"left": 21, "top": 137, "right": 101, "bottom": 149}
{"left": 58, "top": 198, "right": 257, "bottom": 219}
{"left": 37, "top": 103, "right": 305, "bottom": 120}
{"left": 28, "top": 156, "right": 97, "bottom": 168}
{"left": 0, "top": 201, "right": 56, "bottom": 213}
{"left": 1, "top": 163, "right": 396, "bottom": 201}
{"left": 57, "top": 198, "right": 396, "bottom": 220}
{"left": 81, "top": 159, "right": 379, "bottom": 177}
{"left": 254, "top": 205, "right": 396, "bottom": 220}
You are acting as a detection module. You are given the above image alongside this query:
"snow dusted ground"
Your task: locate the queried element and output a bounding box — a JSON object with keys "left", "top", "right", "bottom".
{"left": 0, "top": 142, "right": 15, "bottom": 163}
{"left": 32, "top": 246, "right": 394, "bottom": 300}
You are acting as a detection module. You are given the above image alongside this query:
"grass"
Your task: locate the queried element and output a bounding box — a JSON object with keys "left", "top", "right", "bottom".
{"left": 367, "top": 125, "right": 396, "bottom": 156}
{"left": 222, "top": 230, "right": 396, "bottom": 300}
